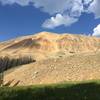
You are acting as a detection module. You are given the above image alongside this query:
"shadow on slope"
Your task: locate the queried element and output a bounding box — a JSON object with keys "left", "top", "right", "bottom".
{"left": 0, "top": 82, "right": 100, "bottom": 100}
{"left": 0, "top": 56, "right": 36, "bottom": 73}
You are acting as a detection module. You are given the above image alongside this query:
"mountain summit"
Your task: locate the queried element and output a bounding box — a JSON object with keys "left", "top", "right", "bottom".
{"left": 0, "top": 32, "right": 100, "bottom": 60}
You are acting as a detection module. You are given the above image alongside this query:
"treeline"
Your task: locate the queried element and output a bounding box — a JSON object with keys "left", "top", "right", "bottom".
{"left": 0, "top": 56, "right": 36, "bottom": 73}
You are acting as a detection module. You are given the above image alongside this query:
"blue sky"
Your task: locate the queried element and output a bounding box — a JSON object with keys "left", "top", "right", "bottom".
{"left": 0, "top": 0, "right": 100, "bottom": 41}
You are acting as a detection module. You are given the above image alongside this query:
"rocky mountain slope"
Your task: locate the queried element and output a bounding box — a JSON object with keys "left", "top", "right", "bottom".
{"left": 0, "top": 32, "right": 100, "bottom": 60}
{"left": 0, "top": 32, "right": 100, "bottom": 86}
{"left": 4, "top": 51, "right": 100, "bottom": 86}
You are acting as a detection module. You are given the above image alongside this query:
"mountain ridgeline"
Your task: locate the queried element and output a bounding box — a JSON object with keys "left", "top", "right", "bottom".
{"left": 0, "top": 32, "right": 100, "bottom": 61}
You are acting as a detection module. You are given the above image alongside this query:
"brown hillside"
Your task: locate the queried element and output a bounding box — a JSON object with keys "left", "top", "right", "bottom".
{"left": 0, "top": 32, "right": 100, "bottom": 60}
{"left": 0, "top": 32, "right": 100, "bottom": 86}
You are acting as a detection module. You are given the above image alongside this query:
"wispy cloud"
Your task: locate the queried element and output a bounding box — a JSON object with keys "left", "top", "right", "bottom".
{"left": 0, "top": 0, "right": 31, "bottom": 6}
{"left": 88, "top": 0, "right": 100, "bottom": 19}
{"left": 0, "top": 0, "right": 100, "bottom": 29}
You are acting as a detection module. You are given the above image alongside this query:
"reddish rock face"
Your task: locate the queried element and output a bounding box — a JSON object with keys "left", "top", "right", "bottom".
{"left": 57, "top": 36, "right": 100, "bottom": 52}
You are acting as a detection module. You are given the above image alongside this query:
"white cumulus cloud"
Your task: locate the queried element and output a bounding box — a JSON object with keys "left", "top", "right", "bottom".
{"left": 0, "top": 0, "right": 100, "bottom": 29}
{"left": 42, "top": 14, "right": 78, "bottom": 29}
{"left": 0, "top": 0, "right": 84, "bottom": 15}
{"left": 32, "top": 0, "right": 72, "bottom": 15}
{"left": 92, "top": 24, "right": 100, "bottom": 37}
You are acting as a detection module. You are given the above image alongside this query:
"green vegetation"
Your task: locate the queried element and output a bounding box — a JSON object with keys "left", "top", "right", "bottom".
{"left": 0, "top": 82, "right": 100, "bottom": 100}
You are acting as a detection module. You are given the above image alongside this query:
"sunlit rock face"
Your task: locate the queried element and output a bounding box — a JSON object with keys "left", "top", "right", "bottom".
{"left": 0, "top": 31, "right": 100, "bottom": 60}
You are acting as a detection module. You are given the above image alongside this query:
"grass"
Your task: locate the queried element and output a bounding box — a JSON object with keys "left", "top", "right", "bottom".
{"left": 0, "top": 81, "right": 100, "bottom": 100}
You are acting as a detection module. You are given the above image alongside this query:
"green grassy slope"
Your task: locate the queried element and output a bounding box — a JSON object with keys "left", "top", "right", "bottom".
{"left": 0, "top": 82, "right": 100, "bottom": 100}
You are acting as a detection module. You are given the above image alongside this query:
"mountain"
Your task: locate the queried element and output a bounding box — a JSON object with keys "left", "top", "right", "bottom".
{"left": 0, "top": 32, "right": 100, "bottom": 86}
{"left": 0, "top": 32, "right": 100, "bottom": 60}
